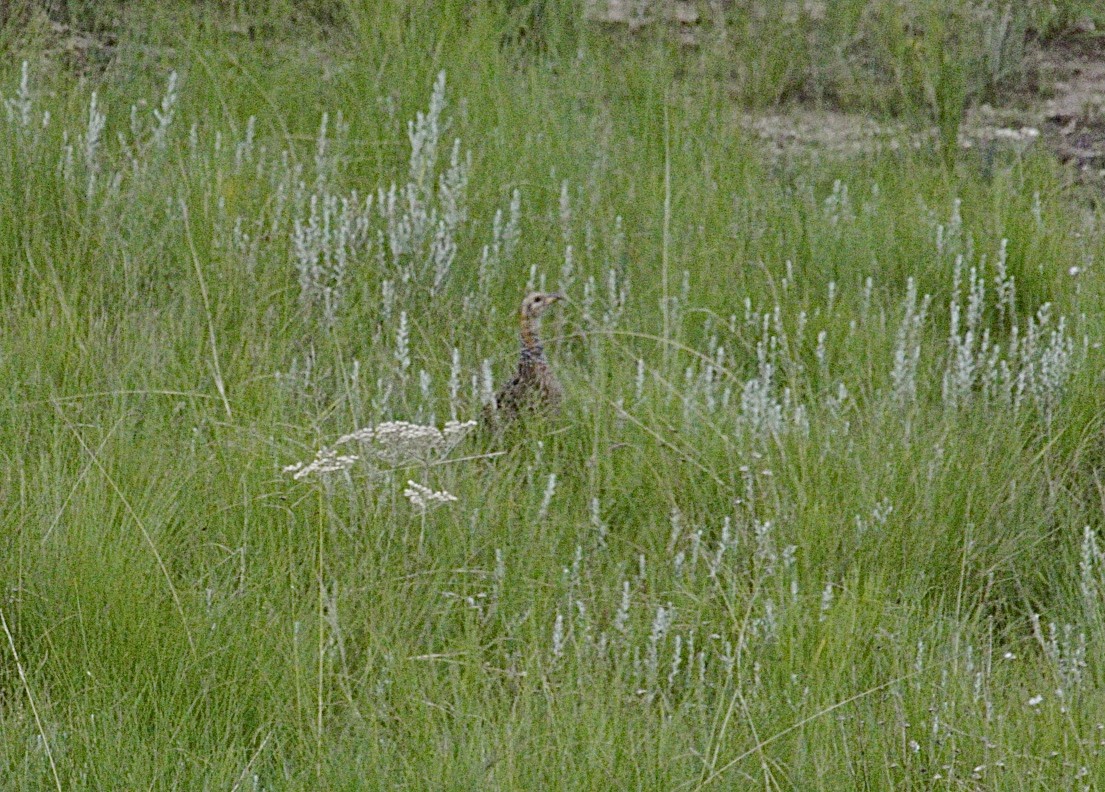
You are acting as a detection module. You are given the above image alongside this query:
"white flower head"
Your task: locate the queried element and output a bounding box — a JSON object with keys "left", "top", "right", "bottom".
{"left": 286, "top": 419, "right": 477, "bottom": 484}
{"left": 341, "top": 419, "right": 477, "bottom": 465}
{"left": 333, "top": 426, "right": 376, "bottom": 446}
{"left": 403, "top": 481, "right": 458, "bottom": 512}
{"left": 376, "top": 420, "right": 450, "bottom": 463}
{"left": 283, "top": 449, "right": 359, "bottom": 480}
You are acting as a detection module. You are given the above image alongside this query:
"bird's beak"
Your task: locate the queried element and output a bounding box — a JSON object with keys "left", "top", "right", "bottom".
{"left": 550, "top": 293, "right": 565, "bottom": 302}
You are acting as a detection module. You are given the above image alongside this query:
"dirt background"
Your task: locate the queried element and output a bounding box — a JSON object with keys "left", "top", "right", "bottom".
{"left": 586, "top": 0, "right": 1105, "bottom": 183}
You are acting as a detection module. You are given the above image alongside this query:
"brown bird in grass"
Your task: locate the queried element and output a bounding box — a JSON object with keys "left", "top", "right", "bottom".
{"left": 483, "top": 291, "right": 564, "bottom": 427}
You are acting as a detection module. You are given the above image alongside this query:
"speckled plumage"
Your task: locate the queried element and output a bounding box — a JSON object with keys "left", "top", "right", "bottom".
{"left": 484, "top": 292, "right": 563, "bottom": 426}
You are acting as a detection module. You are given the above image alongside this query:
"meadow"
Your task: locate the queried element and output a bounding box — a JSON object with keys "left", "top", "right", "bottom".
{"left": 3, "top": 0, "right": 1105, "bottom": 788}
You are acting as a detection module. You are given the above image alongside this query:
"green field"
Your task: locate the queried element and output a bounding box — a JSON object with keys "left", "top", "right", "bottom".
{"left": 4, "top": 1, "right": 1105, "bottom": 788}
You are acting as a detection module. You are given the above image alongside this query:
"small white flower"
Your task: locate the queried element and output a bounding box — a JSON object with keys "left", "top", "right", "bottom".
{"left": 1069, "top": 266, "right": 1082, "bottom": 277}
{"left": 333, "top": 426, "right": 375, "bottom": 446}
{"left": 1027, "top": 695, "right": 1044, "bottom": 707}
{"left": 403, "top": 481, "right": 458, "bottom": 512}
{"left": 442, "top": 419, "right": 477, "bottom": 446}
{"left": 283, "top": 449, "right": 359, "bottom": 480}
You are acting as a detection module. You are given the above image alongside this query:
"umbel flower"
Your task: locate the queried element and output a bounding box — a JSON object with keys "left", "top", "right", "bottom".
{"left": 402, "top": 481, "right": 458, "bottom": 513}
{"left": 284, "top": 419, "right": 476, "bottom": 512}
{"left": 283, "top": 449, "right": 358, "bottom": 480}
{"left": 334, "top": 419, "right": 476, "bottom": 465}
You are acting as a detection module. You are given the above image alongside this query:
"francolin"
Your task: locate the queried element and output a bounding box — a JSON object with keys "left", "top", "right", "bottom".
{"left": 484, "top": 291, "right": 564, "bottom": 426}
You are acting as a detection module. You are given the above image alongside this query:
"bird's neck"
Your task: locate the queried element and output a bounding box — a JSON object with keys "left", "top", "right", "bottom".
{"left": 519, "top": 317, "right": 545, "bottom": 364}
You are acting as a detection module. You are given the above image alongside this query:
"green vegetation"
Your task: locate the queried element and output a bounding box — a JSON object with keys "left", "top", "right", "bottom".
{"left": 3, "top": 1, "right": 1105, "bottom": 788}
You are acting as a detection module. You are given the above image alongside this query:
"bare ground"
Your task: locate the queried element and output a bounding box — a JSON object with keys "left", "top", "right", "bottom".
{"left": 1036, "top": 38, "right": 1105, "bottom": 173}
{"left": 743, "top": 35, "right": 1105, "bottom": 184}
{"left": 586, "top": 2, "right": 1105, "bottom": 181}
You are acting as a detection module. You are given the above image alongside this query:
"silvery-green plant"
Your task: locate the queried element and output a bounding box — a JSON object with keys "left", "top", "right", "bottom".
{"left": 935, "top": 238, "right": 1078, "bottom": 425}
{"left": 891, "top": 277, "right": 931, "bottom": 408}
{"left": 3, "top": 60, "right": 33, "bottom": 129}
{"left": 291, "top": 114, "right": 374, "bottom": 329}
{"left": 83, "top": 91, "right": 106, "bottom": 199}
{"left": 151, "top": 71, "right": 179, "bottom": 150}
{"left": 379, "top": 71, "right": 471, "bottom": 295}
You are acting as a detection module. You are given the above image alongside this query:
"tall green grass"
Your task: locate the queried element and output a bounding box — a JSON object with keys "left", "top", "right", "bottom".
{"left": 2, "top": 1, "right": 1105, "bottom": 788}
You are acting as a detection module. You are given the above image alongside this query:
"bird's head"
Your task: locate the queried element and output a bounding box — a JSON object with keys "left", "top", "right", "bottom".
{"left": 520, "top": 291, "right": 564, "bottom": 322}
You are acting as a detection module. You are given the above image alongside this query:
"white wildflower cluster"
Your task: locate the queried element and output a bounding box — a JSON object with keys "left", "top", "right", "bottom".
{"left": 579, "top": 214, "right": 631, "bottom": 333}
{"left": 285, "top": 419, "right": 475, "bottom": 474}
{"left": 853, "top": 498, "right": 894, "bottom": 539}
{"left": 234, "top": 115, "right": 257, "bottom": 169}
{"left": 7, "top": 66, "right": 188, "bottom": 201}
{"left": 448, "top": 347, "right": 463, "bottom": 419}
{"left": 551, "top": 610, "right": 566, "bottom": 660}
{"left": 334, "top": 419, "right": 477, "bottom": 465}
{"left": 282, "top": 449, "right": 359, "bottom": 480}
{"left": 926, "top": 205, "right": 1080, "bottom": 424}
{"left": 479, "top": 359, "right": 495, "bottom": 408}
{"left": 402, "top": 481, "right": 458, "bottom": 513}
{"left": 284, "top": 419, "right": 475, "bottom": 514}
{"left": 641, "top": 602, "right": 673, "bottom": 702}
{"left": 935, "top": 198, "right": 965, "bottom": 258}
{"left": 651, "top": 190, "right": 1082, "bottom": 470}
{"left": 559, "top": 243, "right": 576, "bottom": 300}
{"left": 393, "top": 311, "right": 410, "bottom": 381}
{"left": 590, "top": 497, "right": 607, "bottom": 546}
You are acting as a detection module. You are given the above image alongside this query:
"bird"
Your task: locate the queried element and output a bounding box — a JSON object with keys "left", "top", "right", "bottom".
{"left": 484, "top": 291, "right": 564, "bottom": 427}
